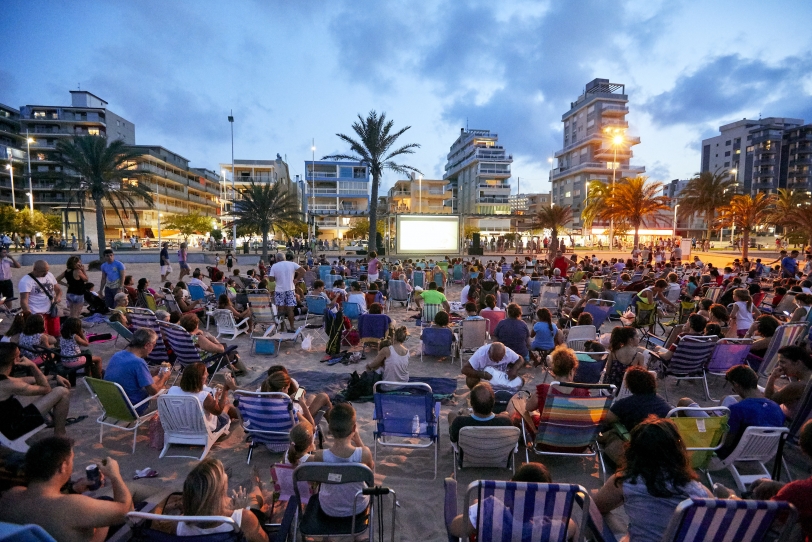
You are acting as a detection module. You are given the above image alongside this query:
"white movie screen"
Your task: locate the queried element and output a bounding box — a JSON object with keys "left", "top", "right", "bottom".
{"left": 396, "top": 215, "right": 459, "bottom": 254}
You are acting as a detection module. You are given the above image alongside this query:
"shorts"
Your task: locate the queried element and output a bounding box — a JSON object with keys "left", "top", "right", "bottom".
{"left": 0, "top": 279, "right": 12, "bottom": 300}
{"left": 368, "top": 273, "right": 379, "bottom": 282}
{"left": 179, "top": 261, "right": 190, "bottom": 270}
{"left": 66, "top": 293, "right": 85, "bottom": 305}
{"left": 736, "top": 329, "right": 748, "bottom": 338}
{"left": 214, "top": 412, "right": 231, "bottom": 432}
{"left": 161, "top": 265, "right": 172, "bottom": 275}
{"left": 274, "top": 290, "right": 297, "bottom": 307}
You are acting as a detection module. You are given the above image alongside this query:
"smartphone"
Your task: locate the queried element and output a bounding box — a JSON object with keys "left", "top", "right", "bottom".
{"left": 293, "top": 388, "right": 305, "bottom": 402}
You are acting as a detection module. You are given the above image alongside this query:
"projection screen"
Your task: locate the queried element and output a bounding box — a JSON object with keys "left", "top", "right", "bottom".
{"left": 396, "top": 215, "right": 459, "bottom": 254}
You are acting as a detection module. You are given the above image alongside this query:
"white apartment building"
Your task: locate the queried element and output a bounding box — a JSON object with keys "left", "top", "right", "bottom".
{"left": 304, "top": 160, "right": 370, "bottom": 240}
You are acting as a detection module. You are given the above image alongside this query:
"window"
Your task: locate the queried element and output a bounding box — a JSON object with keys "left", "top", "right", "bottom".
{"left": 724, "top": 162, "right": 730, "bottom": 167}
{"left": 565, "top": 191, "right": 571, "bottom": 198}
{"left": 88, "top": 128, "right": 100, "bottom": 136}
{"left": 725, "top": 140, "right": 731, "bottom": 146}
{"left": 33, "top": 111, "right": 46, "bottom": 119}
{"left": 724, "top": 151, "right": 730, "bottom": 156}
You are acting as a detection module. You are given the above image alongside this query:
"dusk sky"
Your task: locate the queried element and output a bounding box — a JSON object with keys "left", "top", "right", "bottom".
{"left": 2, "top": 0, "right": 811, "bottom": 195}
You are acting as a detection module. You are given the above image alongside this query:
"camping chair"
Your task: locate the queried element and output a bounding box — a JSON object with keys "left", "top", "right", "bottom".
{"left": 704, "top": 285, "right": 724, "bottom": 303}
{"left": 125, "top": 512, "right": 243, "bottom": 542}
{"left": 756, "top": 322, "right": 808, "bottom": 376}
{"left": 511, "top": 293, "right": 534, "bottom": 321}
{"left": 84, "top": 377, "right": 165, "bottom": 454}
{"left": 565, "top": 325, "right": 597, "bottom": 352}
{"left": 245, "top": 289, "right": 279, "bottom": 349}
{"left": 138, "top": 290, "right": 159, "bottom": 312}
{"left": 654, "top": 335, "right": 719, "bottom": 401}
{"left": 304, "top": 295, "right": 328, "bottom": 327}
{"left": 456, "top": 319, "right": 488, "bottom": 367}
{"left": 481, "top": 310, "right": 505, "bottom": 337}
{"left": 538, "top": 284, "right": 562, "bottom": 317}
{"left": 373, "top": 381, "right": 440, "bottom": 478}
{"left": 157, "top": 394, "right": 230, "bottom": 460}
{"left": 462, "top": 480, "right": 590, "bottom": 542}
{"left": 106, "top": 318, "right": 133, "bottom": 347}
{"left": 357, "top": 313, "right": 392, "bottom": 355}
{"left": 452, "top": 426, "right": 521, "bottom": 476}
{"left": 259, "top": 326, "right": 305, "bottom": 356}
{"left": 660, "top": 498, "right": 798, "bottom": 542}
{"left": 211, "top": 281, "right": 226, "bottom": 299}
{"left": 667, "top": 407, "right": 730, "bottom": 479}
{"left": 452, "top": 264, "right": 463, "bottom": 284}
{"left": 188, "top": 283, "right": 213, "bottom": 304}
{"left": 387, "top": 280, "right": 411, "bottom": 311}
{"left": 422, "top": 303, "right": 443, "bottom": 326}
{"left": 211, "top": 309, "right": 250, "bottom": 341}
{"left": 610, "top": 291, "right": 635, "bottom": 320}
{"left": 583, "top": 299, "right": 615, "bottom": 331}
{"left": 629, "top": 298, "right": 664, "bottom": 340}
{"left": 234, "top": 390, "right": 298, "bottom": 464}
{"left": 126, "top": 308, "right": 170, "bottom": 365}
{"left": 706, "top": 426, "right": 791, "bottom": 493}
{"left": 705, "top": 339, "right": 752, "bottom": 400}
{"left": 572, "top": 352, "right": 607, "bottom": 384}
{"left": 342, "top": 302, "right": 362, "bottom": 329}
{"left": 524, "top": 382, "right": 615, "bottom": 480}
{"left": 666, "top": 299, "right": 697, "bottom": 327}
{"left": 158, "top": 321, "right": 236, "bottom": 380}
{"left": 421, "top": 327, "right": 455, "bottom": 362}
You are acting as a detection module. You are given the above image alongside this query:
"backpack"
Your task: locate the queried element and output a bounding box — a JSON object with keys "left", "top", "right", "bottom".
{"left": 325, "top": 309, "right": 344, "bottom": 355}
{"left": 344, "top": 370, "right": 382, "bottom": 401}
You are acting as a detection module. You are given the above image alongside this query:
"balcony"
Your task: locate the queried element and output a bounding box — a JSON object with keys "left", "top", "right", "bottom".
{"left": 552, "top": 162, "right": 644, "bottom": 179}
{"left": 601, "top": 104, "right": 629, "bottom": 116}
{"left": 305, "top": 171, "right": 338, "bottom": 180}
{"left": 477, "top": 197, "right": 509, "bottom": 204}
{"left": 389, "top": 190, "right": 410, "bottom": 197}
{"left": 599, "top": 119, "right": 629, "bottom": 129}
{"left": 478, "top": 166, "right": 511, "bottom": 177}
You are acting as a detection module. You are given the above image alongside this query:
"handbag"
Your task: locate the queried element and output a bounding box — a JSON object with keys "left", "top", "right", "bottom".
{"left": 27, "top": 273, "right": 59, "bottom": 318}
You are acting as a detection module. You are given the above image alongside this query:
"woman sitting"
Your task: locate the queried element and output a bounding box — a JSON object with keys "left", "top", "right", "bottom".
{"left": 178, "top": 314, "right": 247, "bottom": 376}
{"left": 284, "top": 421, "right": 315, "bottom": 467}
{"left": 788, "top": 292, "right": 812, "bottom": 323}
{"left": 59, "top": 317, "right": 103, "bottom": 378}
{"left": 530, "top": 308, "right": 563, "bottom": 365}
{"left": 480, "top": 294, "right": 504, "bottom": 313}
{"left": 261, "top": 370, "right": 316, "bottom": 426}
{"left": 366, "top": 326, "right": 410, "bottom": 383}
{"left": 19, "top": 314, "right": 57, "bottom": 351}
{"left": 217, "top": 294, "right": 253, "bottom": 334}
{"left": 173, "top": 287, "right": 203, "bottom": 314}
{"left": 167, "top": 362, "right": 239, "bottom": 433}
{"left": 136, "top": 277, "right": 165, "bottom": 302}
{"left": 604, "top": 327, "right": 647, "bottom": 389}
{"left": 346, "top": 281, "right": 368, "bottom": 313}
{"left": 265, "top": 365, "right": 332, "bottom": 420}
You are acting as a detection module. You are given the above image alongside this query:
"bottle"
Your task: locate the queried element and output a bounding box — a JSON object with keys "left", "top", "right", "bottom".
{"left": 411, "top": 415, "right": 420, "bottom": 436}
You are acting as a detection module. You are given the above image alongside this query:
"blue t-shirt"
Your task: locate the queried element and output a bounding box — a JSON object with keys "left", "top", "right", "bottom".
{"left": 781, "top": 256, "right": 798, "bottom": 274}
{"left": 104, "top": 350, "right": 153, "bottom": 412}
{"left": 531, "top": 321, "right": 558, "bottom": 350}
{"left": 101, "top": 260, "right": 125, "bottom": 285}
{"left": 718, "top": 397, "right": 785, "bottom": 458}
{"left": 493, "top": 318, "right": 529, "bottom": 358}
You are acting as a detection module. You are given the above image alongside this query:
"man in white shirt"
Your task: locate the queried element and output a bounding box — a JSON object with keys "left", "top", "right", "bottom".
{"left": 19, "top": 260, "right": 62, "bottom": 337}
{"left": 0, "top": 247, "right": 21, "bottom": 311}
{"left": 460, "top": 278, "right": 475, "bottom": 305}
{"left": 188, "top": 269, "right": 212, "bottom": 293}
{"left": 270, "top": 252, "right": 304, "bottom": 330}
{"left": 461, "top": 342, "right": 524, "bottom": 389}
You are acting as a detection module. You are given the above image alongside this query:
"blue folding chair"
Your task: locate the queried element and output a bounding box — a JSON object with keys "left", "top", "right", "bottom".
{"left": 126, "top": 308, "right": 169, "bottom": 364}
{"left": 421, "top": 327, "right": 454, "bottom": 361}
{"left": 373, "top": 381, "right": 440, "bottom": 478}
{"left": 342, "top": 301, "right": 362, "bottom": 325}
{"left": 583, "top": 299, "right": 615, "bottom": 331}
{"left": 573, "top": 352, "right": 607, "bottom": 384}
{"left": 413, "top": 270, "right": 425, "bottom": 289}
{"left": 304, "top": 295, "right": 328, "bottom": 327}
{"left": 211, "top": 282, "right": 226, "bottom": 299}
{"left": 318, "top": 265, "right": 332, "bottom": 283}
{"left": 188, "top": 283, "right": 211, "bottom": 303}
{"left": 234, "top": 390, "right": 298, "bottom": 464}
{"left": 358, "top": 313, "right": 392, "bottom": 355}
{"left": 452, "top": 264, "right": 463, "bottom": 284}
{"left": 105, "top": 318, "right": 133, "bottom": 347}
{"left": 610, "top": 291, "right": 635, "bottom": 319}
{"left": 661, "top": 498, "right": 798, "bottom": 542}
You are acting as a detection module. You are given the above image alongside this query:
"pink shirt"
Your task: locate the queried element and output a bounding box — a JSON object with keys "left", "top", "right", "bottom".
{"left": 368, "top": 258, "right": 379, "bottom": 275}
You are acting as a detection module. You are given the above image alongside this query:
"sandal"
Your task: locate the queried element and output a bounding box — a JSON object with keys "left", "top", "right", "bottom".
{"left": 65, "top": 415, "right": 88, "bottom": 426}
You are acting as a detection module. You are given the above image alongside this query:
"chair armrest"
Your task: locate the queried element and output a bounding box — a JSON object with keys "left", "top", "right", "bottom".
{"left": 134, "top": 388, "right": 167, "bottom": 410}
{"left": 236, "top": 317, "right": 250, "bottom": 327}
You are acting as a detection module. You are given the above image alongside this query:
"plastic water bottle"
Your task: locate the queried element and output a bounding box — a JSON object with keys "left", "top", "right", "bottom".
{"left": 411, "top": 415, "right": 420, "bottom": 436}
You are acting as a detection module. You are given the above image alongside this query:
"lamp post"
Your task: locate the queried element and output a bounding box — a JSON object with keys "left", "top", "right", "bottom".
{"left": 672, "top": 203, "right": 680, "bottom": 244}
{"left": 4, "top": 164, "right": 14, "bottom": 209}
{"left": 418, "top": 174, "right": 422, "bottom": 214}
{"left": 604, "top": 128, "right": 625, "bottom": 250}
{"left": 311, "top": 140, "right": 316, "bottom": 247}
{"left": 228, "top": 112, "right": 236, "bottom": 250}
{"left": 25, "top": 131, "right": 34, "bottom": 214}
{"left": 729, "top": 168, "right": 738, "bottom": 246}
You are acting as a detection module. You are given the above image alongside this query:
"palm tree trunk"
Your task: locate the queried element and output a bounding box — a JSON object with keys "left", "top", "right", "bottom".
{"left": 742, "top": 230, "right": 750, "bottom": 259}
{"left": 549, "top": 231, "right": 557, "bottom": 262}
{"left": 633, "top": 226, "right": 640, "bottom": 249}
{"left": 368, "top": 173, "right": 380, "bottom": 251}
{"left": 706, "top": 211, "right": 713, "bottom": 244}
{"left": 261, "top": 229, "right": 269, "bottom": 263}
{"left": 95, "top": 197, "right": 106, "bottom": 259}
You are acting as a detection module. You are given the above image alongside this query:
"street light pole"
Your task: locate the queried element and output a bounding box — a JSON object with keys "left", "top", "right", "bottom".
{"left": 228, "top": 112, "right": 236, "bottom": 250}
{"left": 25, "top": 131, "right": 33, "bottom": 214}
{"left": 672, "top": 203, "right": 680, "bottom": 243}
{"left": 311, "top": 140, "right": 316, "bottom": 247}
{"left": 419, "top": 174, "right": 422, "bottom": 214}
{"left": 5, "top": 163, "right": 15, "bottom": 209}
{"left": 729, "top": 168, "right": 738, "bottom": 246}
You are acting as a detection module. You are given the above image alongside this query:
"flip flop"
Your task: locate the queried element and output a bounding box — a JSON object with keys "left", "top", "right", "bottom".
{"left": 133, "top": 468, "right": 158, "bottom": 480}
{"left": 65, "top": 415, "right": 88, "bottom": 426}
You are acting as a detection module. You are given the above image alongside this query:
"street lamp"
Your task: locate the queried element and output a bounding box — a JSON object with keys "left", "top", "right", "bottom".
{"left": 26, "top": 132, "right": 34, "bottom": 214}
{"left": 228, "top": 112, "right": 236, "bottom": 250}
{"left": 604, "top": 127, "right": 625, "bottom": 249}
{"left": 4, "top": 164, "right": 15, "bottom": 209}
{"left": 672, "top": 203, "right": 680, "bottom": 243}
{"left": 311, "top": 140, "right": 316, "bottom": 246}
{"left": 728, "top": 168, "right": 738, "bottom": 244}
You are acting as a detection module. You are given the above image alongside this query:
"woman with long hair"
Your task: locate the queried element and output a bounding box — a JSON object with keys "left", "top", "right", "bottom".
{"left": 167, "top": 362, "right": 239, "bottom": 432}
{"left": 595, "top": 417, "right": 710, "bottom": 541}
{"left": 604, "top": 326, "right": 647, "bottom": 389}
{"left": 365, "top": 325, "right": 410, "bottom": 383}
{"left": 261, "top": 370, "right": 316, "bottom": 426}
{"left": 55, "top": 256, "right": 88, "bottom": 318}
{"left": 217, "top": 294, "right": 253, "bottom": 334}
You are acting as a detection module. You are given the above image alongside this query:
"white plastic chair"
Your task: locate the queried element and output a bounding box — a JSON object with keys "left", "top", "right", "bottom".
{"left": 566, "top": 325, "right": 597, "bottom": 351}
{"left": 0, "top": 423, "right": 46, "bottom": 453}
{"left": 451, "top": 426, "right": 520, "bottom": 476}
{"left": 157, "top": 394, "right": 230, "bottom": 460}
{"left": 707, "top": 426, "right": 791, "bottom": 493}
{"left": 211, "top": 309, "right": 250, "bottom": 340}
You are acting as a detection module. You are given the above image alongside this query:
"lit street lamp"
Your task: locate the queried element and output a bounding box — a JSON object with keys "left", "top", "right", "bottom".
{"left": 26, "top": 132, "right": 34, "bottom": 213}
{"left": 311, "top": 140, "right": 316, "bottom": 247}
{"left": 228, "top": 112, "right": 236, "bottom": 249}
{"left": 604, "top": 128, "right": 625, "bottom": 248}
{"left": 672, "top": 203, "right": 680, "bottom": 243}
{"left": 4, "top": 164, "right": 15, "bottom": 209}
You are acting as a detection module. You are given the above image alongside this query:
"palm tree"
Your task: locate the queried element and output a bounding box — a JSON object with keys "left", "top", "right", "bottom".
{"left": 769, "top": 188, "right": 810, "bottom": 237}
{"left": 716, "top": 192, "right": 777, "bottom": 258}
{"left": 532, "top": 205, "right": 573, "bottom": 261}
{"left": 231, "top": 180, "right": 303, "bottom": 262}
{"left": 323, "top": 111, "right": 421, "bottom": 251}
{"left": 677, "top": 169, "right": 737, "bottom": 242}
{"left": 780, "top": 203, "right": 812, "bottom": 247}
{"left": 582, "top": 181, "right": 624, "bottom": 241}
{"left": 51, "top": 136, "right": 154, "bottom": 259}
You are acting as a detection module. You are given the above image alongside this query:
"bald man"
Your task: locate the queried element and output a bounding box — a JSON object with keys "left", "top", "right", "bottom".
{"left": 19, "top": 260, "right": 62, "bottom": 337}
{"left": 461, "top": 342, "right": 524, "bottom": 389}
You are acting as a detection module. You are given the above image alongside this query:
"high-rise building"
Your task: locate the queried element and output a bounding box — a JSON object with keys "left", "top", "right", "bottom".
{"left": 219, "top": 156, "right": 292, "bottom": 218}
{"left": 786, "top": 125, "right": 812, "bottom": 191}
{"left": 387, "top": 176, "right": 450, "bottom": 215}
{"left": 443, "top": 128, "right": 513, "bottom": 236}
{"left": 0, "top": 103, "right": 25, "bottom": 209}
{"left": 303, "top": 160, "right": 370, "bottom": 240}
{"left": 511, "top": 192, "right": 551, "bottom": 231}
{"left": 551, "top": 78, "right": 645, "bottom": 232}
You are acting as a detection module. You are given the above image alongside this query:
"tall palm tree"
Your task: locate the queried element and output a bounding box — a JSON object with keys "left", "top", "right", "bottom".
{"left": 582, "top": 181, "right": 626, "bottom": 240}
{"left": 677, "top": 169, "right": 737, "bottom": 242}
{"left": 769, "top": 188, "right": 810, "bottom": 237}
{"left": 323, "top": 111, "right": 421, "bottom": 251}
{"left": 780, "top": 203, "right": 812, "bottom": 248}
{"left": 532, "top": 205, "right": 573, "bottom": 261}
{"left": 231, "top": 180, "right": 303, "bottom": 262}
{"left": 716, "top": 192, "right": 777, "bottom": 258}
{"left": 51, "top": 136, "right": 153, "bottom": 259}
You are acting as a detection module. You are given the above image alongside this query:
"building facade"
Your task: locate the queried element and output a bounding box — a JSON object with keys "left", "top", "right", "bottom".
{"left": 0, "top": 103, "right": 25, "bottom": 210}
{"left": 510, "top": 192, "right": 551, "bottom": 232}
{"left": 551, "top": 78, "right": 645, "bottom": 232}
{"left": 387, "top": 176, "right": 450, "bottom": 215}
{"left": 786, "top": 125, "right": 812, "bottom": 190}
{"left": 443, "top": 128, "right": 513, "bottom": 236}
{"left": 304, "top": 160, "right": 370, "bottom": 240}
{"left": 218, "top": 156, "right": 292, "bottom": 219}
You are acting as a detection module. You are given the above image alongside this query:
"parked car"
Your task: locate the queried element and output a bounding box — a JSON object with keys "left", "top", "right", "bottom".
{"left": 344, "top": 240, "right": 368, "bottom": 254}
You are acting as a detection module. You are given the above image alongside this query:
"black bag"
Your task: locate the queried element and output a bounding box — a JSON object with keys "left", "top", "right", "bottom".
{"left": 325, "top": 309, "right": 344, "bottom": 355}
{"left": 344, "top": 370, "right": 382, "bottom": 401}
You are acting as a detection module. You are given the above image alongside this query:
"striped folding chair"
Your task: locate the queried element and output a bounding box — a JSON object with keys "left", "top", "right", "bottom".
{"left": 245, "top": 289, "right": 279, "bottom": 341}
{"left": 704, "top": 285, "right": 724, "bottom": 303}
{"left": 661, "top": 498, "right": 798, "bottom": 542}
{"left": 422, "top": 303, "right": 443, "bottom": 326}
{"left": 463, "top": 481, "right": 590, "bottom": 542}
{"left": 755, "top": 322, "right": 808, "bottom": 377}
{"left": 126, "top": 307, "right": 169, "bottom": 365}
{"left": 233, "top": 390, "right": 298, "bottom": 464}
{"left": 157, "top": 321, "right": 236, "bottom": 380}
{"left": 452, "top": 426, "right": 521, "bottom": 476}
{"left": 705, "top": 339, "right": 752, "bottom": 400}
{"left": 656, "top": 335, "right": 719, "bottom": 401}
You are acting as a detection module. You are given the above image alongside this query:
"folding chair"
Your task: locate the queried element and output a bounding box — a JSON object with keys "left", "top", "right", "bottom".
{"left": 462, "top": 480, "right": 589, "bottom": 542}
{"left": 610, "top": 291, "right": 635, "bottom": 320}
{"left": 661, "top": 498, "right": 798, "bottom": 542}
{"left": 106, "top": 318, "right": 133, "bottom": 347}
{"left": 456, "top": 319, "right": 488, "bottom": 367}
{"left": 421, "top": 327, "right": 454, "bottom": 362}
{"left": 755, "top": 322, "right": 808, "bottom": 376}
{"left": 157, "top": 394, "right": 230, "bottom": 460}
{"left": 0, "top": 421, "right": 46, "bottom": 453}
{"left": 524, "top": 382, "right": 615, "bottom": 480}
{"left": 667, "top": 406, "right": 730, "bottom": 480}
{"left": 665, "top": 299, "right": 697, "bottom": 327}
{"left": 655, "top": 335, "right": 719, "bottom": 401}
{"left": 158, "top": 321, "right": 236, "bottom": 380}
{"left": 572, "top": 352, "right": 607, "bottom": 384}
{"left": 452, "top": 426, "right": 521, "bottom": 476}
{"left": 704, "top": 285, "right": 724, "bottom": 303}
{"left": 565, "top": 325, "right": 597, "bottom": 352}
{"left": 187, "top": 283, "right": 212, "bottom": 304}
{"left": 422, "top": 303, "right": 443, "bottom": 326}
{"left": 481, "top": 310, "right": 506, "bottom": 337}
{"left": 706, "top": 426, "right": 791, "bottom": 493}
{"left": 126, "top": 307, "right": 169, "bottom": 364}
{"left": 373, "top": 381, "right": 440, "bottom": 478}
{"left": 261, "top": 326, "right": 305, "bottom": 356}
{"left": 387, "top": 280, "right": 411, "bottom": 311}
{"left": 162, "top": 293, "right": 204, "bottom": 318}
{"left": 138, "top": 290, "right": 159, "bottom": 312}
{"left": 616, "top": 369, "right": 658, "bottom": 400}
{"left": 511, "top": 293, "right": 534, "bottom": 321}
{"left": 452, "top": 264, "right": 463, "bottom": 284}
{"left": 583, "top": 299, "right": 615, "bottom": 331}
{"left": 629, "top": 298, "right": 663, "bottom": 340}
{"left": 539, "top": 283, "right": 563, "bottom": 316}
{"left": 211, "top": 282, "right": 226, "bottom": 299}
{"left": 211, "top": 309, "right": 250, "bottom": 341}
{"left": 234, "top": 390, "right": 298, "bottom": 464}
{"left": 413, "top": 270, "right": 425, "bottom": 289}
{"left": 705, "top": 339, "right": 752, "bottom": 400}
{"left": 342, "top": 301, "right": 362, "bottom": 328}
{"left": 126, "top": 512, "right": 243, "bottom": 542}
{"left": 245, "top": 289, "right": 279, "bottom": 348}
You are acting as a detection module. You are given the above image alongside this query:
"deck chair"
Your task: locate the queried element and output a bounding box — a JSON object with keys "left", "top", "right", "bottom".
{"left": 125, "top": 512, "right": 243, "bottom": 541}
{"left": 158, "top": 321, "right": 236, "bottom": 379}
{"left": 629, "top": 298, "right": 663, "bottom": 339}
{"left": 481, "top": 310, "right": 506, "bottom": 336}
{"left": 261, "top": 326, "right": 305, "bottom": 357}
{"left": 660, "top": 498, "right": 798, "bottom": 542}
{"left": 157, "top": 394, "right": 229, "bottom": 460}
{"left": 452, "top": 264, "right": 463, "bottom": 284}
{"left": 187, "top": 283, "right": 212, "bottom": 304}
{"left": 462, "top": 480, "right": 589, "bottom": 542}
{"left": 138, "top": 291, "right": 159, "bottom": 312}
{"left": 162, "top": 293, "right": 205, "bottom": 318}
{"left": 357, "top": 313, "right": 392, "bottom": 355}
{"left": 667, "top": 407, "right": 730, "bottom": 478}
{"left": 525, "top": 382, "right": 615, "bottom": 480}
{"left": 572, "top": 352, "right": 607, "bottom": 384}
{"left": 304, "top": 295, "right": 327, "bottom": 327}
{"left": 452, "top": 426, "right": 521, "bottom": 475}
{"left": 126, "top": 308, "right": 169, "bottom": 364}
{"left": 84, "top": 377, "right": 164, "bottom": 454}
{"left": 756, "top": 322, "right": 808, "bottom": 376}
{"left": 106, "top": 318, "right": 133, "bottom": 347}
{"left": 421, "top": 327, "right": 454, "bottom": 362}
{"left": 666, "top": 299, "right": 697, "bottom": 327}
{"left": 422, "top": 303, "right": 443, "bottom": 326}
{"left": 575, "top": 493, "right": 619, "bottom": 542}
{"left": 583, "top": 299, "right": 615, "bottom": 331}
{"left": 706, "top": 426, "right": 791, "bottom": 493}
{"left": 538, "top": 284, "right": 562, "bottom": 316}
{"left": 456, "top": 319, "right": 488, "bottom": 367}
{"left": 211, "top": 282, "right": 226, "bottom": 299}
{"left": 234, "top": 390, "right": 298, "bottom": 464}
{"left": 704, "top": 285, "right": 724, "bottom": 303}
{"left": 211, "top": 309, "right": 250, "bottom": 340}
{"left": 413, "top": 270, "right": 425, "bottom": 289}
{"left": 610, "top": 291, "right": 635, "bottom": 320}
{"left": 373, "top": 381, "right": 440, "bottom": 478}
{"left": 342, "top": 302, "right": 362, "bottom": 328}
{"left": 511, "top": 293, "right": 534, "bottom": 321}
{"left": 245, "top": 289, "right": 279, "bottom": 348}
{"left": 387, "top": 280, "right": 411, "bottom": 311}
{"left": 565, "top": 325, "right": 597, "bottom": 352}
{"left": 705, "top": 339, "right": 752, "bottom": 400}
{"left": 655, "top": 335, "right": 719, "bottom": 401}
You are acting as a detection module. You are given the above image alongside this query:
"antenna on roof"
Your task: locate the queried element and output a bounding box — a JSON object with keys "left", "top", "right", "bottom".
{"left": 466, "top": 117, "right": 468, "bottom": 131}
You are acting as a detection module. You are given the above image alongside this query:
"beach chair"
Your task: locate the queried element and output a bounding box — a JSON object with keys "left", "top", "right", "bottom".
{"left": 524, "top": 382, "right": 615, "bottom": 480}
{"left": 768, "top": 292, "right": 798, "bottom": 319}
{"left": 211, "top": 281, "right": 226, "bottom": 299}
{"left": 106, "top": 318, "right": 133, "bottom": 347}
{"left": 158, "top": 321, "right": 236, "bottom": 379}
{"left": 575, "top": 494, "right": 619, "bottom": 542}
{"left": 462, "top": 480, "right": 590, "bottom": 542}
{"left": 705, "top": 339, "right": 752, "bottom": 400}
{"left": 138, "top": 290, "right": 159, "bottom": 312}
{"left": 654, "top": 335, "right": 719, "bottom": 401}
{"left": 245, "top": 289, "right": 279, "bottom": 350}
{"left": 481, "top": 310, "right": 505, "bottom": 336}
{"left": 538, "top": 283, "right": 562, "bottom": 316}
{"left": 667, "top": 407, "right": 730, "bottom": 479}
{"left": 572, "top": 352, "right": 607, "bottom": 384}
{"left": 413, "top": 270, "right": 425, "bottom": 289}
{"left": 452, "top": 264, "right": 463, "bottom": 284}
{"left": 373, "top": 381, "right": 441, "bottom": 478}
{"left": 211, "top": 309, "right": 250, "bottom": 341}
{"left": 260, "top": 326, "right": 305, "bottom": 356}
{"left": 511, "top": 293, "right": 534, "bottom": 321}
{"left": 342, "top": 301, "right": 362, "bottom": 329}
{"left": 318, "top": 265, "right": 332, "bottom": 283}
{"left": 157, "top": 394, "right": 229, "bottom": 460}
{"left": 358, "top": 313, "right": 392, "bottom": 355}
{"left": 755, "top": 322, "right": 808, "bottom": 376}
{"left": 452, "top": 426, "right": 521, "bottom": 475}
{"left": 125, "top": 512, "right": 243, "bottom": 542}
{"left": 187, "top": 283, "right": 212, "bottom": 304}
{"left": 234, "top": 390, "right": 298, "bottom": 464}
{"left": 387, "top": 280, "right": 411, "bottom": 311}
{"left": 422, "top": 303, "right": 443, "bottom": 326}
{"left": 0, "top": 420, "right": 46, "bottom": 453}
{"left": 162, "top": 293, "right": 205, "bottom": 318}
{"left": 421, "top": 327, "right": 455, "bottom": 362}
{"left": 704, "top": 285, "right": 724, "bottom": 303}
{"left": 565, "top": 325, "right": 597, "bottom": 352}
{"left": 583, "top": 299, "right": 615, "bottom": 331}
{"left": 304, "top": 295, "right": 328, "bottom": 328}
{"left": 706, "top": 426, "right": 791, "bottom": 493}
{"left": 660, "top": 498, "right": 798, "bottom": 542}
{"left": 126, "top": 307, "right": 169, "bottom": 364}
{"left": 610, "top": 291, "right": 635, "bottom": 320}
{"left": 84, "top": 377, "right": 165, "bottom": 454}
{"left": 456, "top": 319, "right": 488, "bottom": 367}
{"left": 527, "top": 280, "right": 542, "bottom": 298}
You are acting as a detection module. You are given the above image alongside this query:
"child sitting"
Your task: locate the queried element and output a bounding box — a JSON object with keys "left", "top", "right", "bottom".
{"left": 59, "top": 317, "right": 103, "bottom": 378}
{"left": 284, "top": 421, "right": 315, "bottom": 467}
{"left": 19, "top": 314, "right": 57, "bottom": 351}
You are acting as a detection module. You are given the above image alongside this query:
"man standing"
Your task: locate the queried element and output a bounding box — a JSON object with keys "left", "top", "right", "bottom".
{"left": 99, "top": 249, "right": 125, "bottom": 310}
{"left": 269, "top": 252, "right": 304, "bottom": 331}
{"left": 0, "top": 437, "right": 133, "bottom": 542}
{"left": 0, "top": 246, "right": 21, "bottom": 311}
{"left": 552, "top": 250, "right": 571, "bottom": 278}
{"left": 159, "top": 242, "right": 171, "bottom": 282}
{"left": 19, "top": 260, "right": 62, "bottom": 337}
{"left": 104, "top": 328, "right": 170, "bottom": 414}
{"left": 85, "top": 236, "right": 92, "bottom": 253}
{"left": 782, "top": 249, "right": 800, "bottom": 279}
{"left": 461, "top": 342, "right": 524, "bottom": 389}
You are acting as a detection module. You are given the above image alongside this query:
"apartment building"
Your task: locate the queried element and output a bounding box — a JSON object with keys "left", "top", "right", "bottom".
{"left": 786, "top": 125, "right": 812, "bottom": 191}
{"left": 387, "top": 176, "right": 450, "bottom": 215}
{"left": 0, "top": 103, "right": 26, "bottom": 210}
{"left": 510, "top": 192, "right": 551, "bottom": 232}
{"left": 443, "top": 128, "right": 513, "bottom": 236}
{"left": 304, "top": 160, "right": 370, "bottom": 240}
{"left": 551, "top": 78, "right": 645, "bottom": 232}
{"left": 218, "top": 156, "right": 292, "bottom": 217}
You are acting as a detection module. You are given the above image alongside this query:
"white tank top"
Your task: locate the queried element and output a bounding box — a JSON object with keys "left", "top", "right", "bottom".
{"left": 382, "top": 345, "right": 410, "bottom": 383}
{"left": 318, "top": 448, "right": 369, "bottom": 517}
